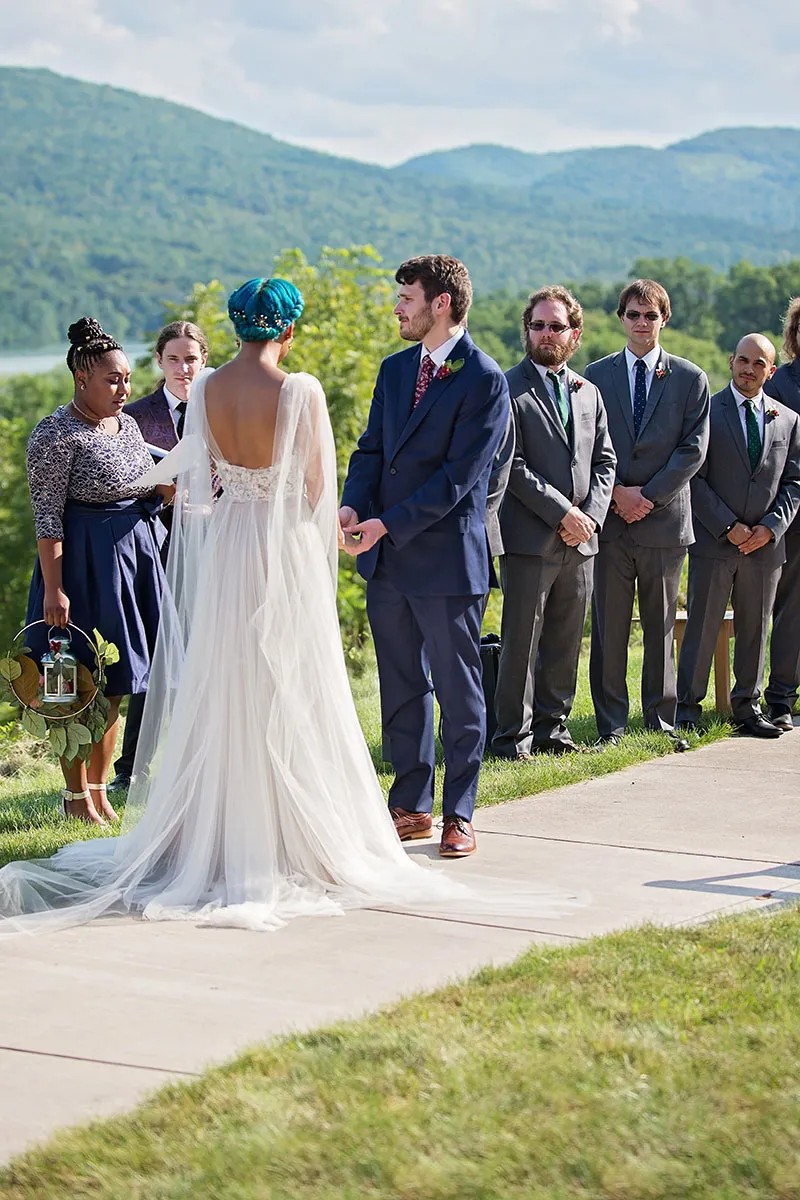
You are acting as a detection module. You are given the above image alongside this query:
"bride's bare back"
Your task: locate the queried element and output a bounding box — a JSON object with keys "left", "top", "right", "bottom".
{"left": 203, "top": 356, "right": 286, "bottom": 469}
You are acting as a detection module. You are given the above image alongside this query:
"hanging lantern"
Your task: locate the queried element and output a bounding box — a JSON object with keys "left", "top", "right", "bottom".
{"left": 40, "top": 630, "right": 79, "bottom": 704}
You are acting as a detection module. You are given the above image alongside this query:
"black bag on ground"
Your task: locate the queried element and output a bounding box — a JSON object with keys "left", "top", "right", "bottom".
{"left": 480, "top": 633, "right": 501, "bottom": 745}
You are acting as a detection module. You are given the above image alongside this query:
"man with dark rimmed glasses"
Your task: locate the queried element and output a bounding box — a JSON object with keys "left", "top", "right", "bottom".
{"left": 584, "top": 279, "right": 710, "bottom": 748}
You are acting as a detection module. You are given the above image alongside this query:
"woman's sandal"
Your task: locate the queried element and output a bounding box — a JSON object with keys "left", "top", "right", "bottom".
{"left": 87, "top": 782, "right": 119, "bottom": 823}
{"left": 61, "top": 788, "right": 107, "bottom": 827}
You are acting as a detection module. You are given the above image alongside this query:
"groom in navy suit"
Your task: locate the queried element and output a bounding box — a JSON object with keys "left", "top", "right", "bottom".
{"left": 340, "top": 255, "right": 509, "bottom": 857}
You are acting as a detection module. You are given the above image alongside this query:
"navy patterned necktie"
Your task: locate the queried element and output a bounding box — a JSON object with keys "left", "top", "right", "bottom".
{"left": 175, "top": 401, "right": 187, "bottom": 439}
{"left": 413, "top": 354, "right": 436, "bottom": 410}
{"left": 546, "top": 370, "right": 571, "bottom": 432}
{"left": 744, "top": 399, "right": 762, "bottom": 471}
{"left": 632, "top": 358, "right": 647, "bottom": 436}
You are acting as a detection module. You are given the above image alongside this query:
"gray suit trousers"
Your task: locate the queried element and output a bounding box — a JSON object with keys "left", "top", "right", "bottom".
{"left": 590, "top": 532, "right": 685, "bottom": 736}
{"left": 676, "top": 553, "right": 781, "bottom": 724}
{"left": 493, "top": 550, "right": 593, "bottom": 755}
{"left": 765, "top": 530, "right": 800, "bottom": 710}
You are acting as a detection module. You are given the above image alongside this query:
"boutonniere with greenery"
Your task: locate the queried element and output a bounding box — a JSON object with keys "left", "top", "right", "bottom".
{"left": 569, "top": 377, "right": 585, "bottom": 393}
{"left": 655, "top": 363, "right": 672, "bottom": 380}
{"left": 0, "top": 627, "right": 119, "bottom": 762}
{"left": 765, "top": 405, "right": 779, "bottom": 420}
{"left": 436, "top": 358, "right": 464, "bottom": 381}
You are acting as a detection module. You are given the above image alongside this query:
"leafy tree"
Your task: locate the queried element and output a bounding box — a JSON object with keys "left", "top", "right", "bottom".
{"left": 629, "top": 256, "right": 722, "bottom": 341}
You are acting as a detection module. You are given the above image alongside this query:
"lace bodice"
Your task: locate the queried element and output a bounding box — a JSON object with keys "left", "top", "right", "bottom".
{"left": 27, "top": 406, "right": 156, "bottom": 539}
{"left": 215, "top": 460, "right": 305, "bottom": 502}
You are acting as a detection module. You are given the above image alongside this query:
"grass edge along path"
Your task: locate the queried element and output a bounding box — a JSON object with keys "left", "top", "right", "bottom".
{"left": 2, "top": 907, "right": 800, "bottom": 1199}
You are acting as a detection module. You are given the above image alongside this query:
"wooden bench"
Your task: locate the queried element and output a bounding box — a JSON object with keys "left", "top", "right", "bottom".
{"left": 674, "top": 609, "right": 735, "bottom": 714}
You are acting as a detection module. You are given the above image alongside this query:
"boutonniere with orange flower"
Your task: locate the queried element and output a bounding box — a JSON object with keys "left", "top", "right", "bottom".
{"left": 436, "top": 358, "right": 464, "bottom": 381}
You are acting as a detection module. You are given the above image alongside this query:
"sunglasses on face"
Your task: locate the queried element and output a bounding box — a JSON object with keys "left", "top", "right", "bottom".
{"left": 624, "top": 310, "right": 661, "bottom": 322}
{"left": 528, "top": 321, "right": 571, "bottom": 334}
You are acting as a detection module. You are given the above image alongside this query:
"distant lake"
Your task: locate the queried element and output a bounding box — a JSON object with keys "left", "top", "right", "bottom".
{"left": 0, "top": 343, "right": 150, "bottom": 378}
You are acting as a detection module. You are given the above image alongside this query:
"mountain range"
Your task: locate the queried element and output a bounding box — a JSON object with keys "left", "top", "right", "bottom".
{"left": 0, "top": 67, "right": 798, "bottom": 349}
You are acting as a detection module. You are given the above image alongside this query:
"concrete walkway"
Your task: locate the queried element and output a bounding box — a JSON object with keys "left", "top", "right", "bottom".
{"left": 2, "top": 729, "right": 798, "bottom": 1162}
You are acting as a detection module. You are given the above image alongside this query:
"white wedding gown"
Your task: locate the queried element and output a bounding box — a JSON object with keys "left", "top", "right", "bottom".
{"left": 0, "top": 373, "right": 575, "bottom": 934}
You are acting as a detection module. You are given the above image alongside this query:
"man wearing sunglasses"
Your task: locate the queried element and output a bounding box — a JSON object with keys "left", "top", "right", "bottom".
{"left": 492, "top": 286, "right": 616, "bottom": 759}
{"left": 584, "top": 279, "right": 710, "bottom": 748}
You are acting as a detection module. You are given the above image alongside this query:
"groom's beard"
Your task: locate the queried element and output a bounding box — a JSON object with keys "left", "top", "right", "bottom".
{"left": 529, "top": 342, "right": 575, "bottom": 369}
{"left": 398, "top": 304, "right": 436, "bottom": 343}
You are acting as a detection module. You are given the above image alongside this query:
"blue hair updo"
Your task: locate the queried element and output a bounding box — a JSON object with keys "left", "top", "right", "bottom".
{"left": 227, "top": 277, "right": 304, "bottom": 342}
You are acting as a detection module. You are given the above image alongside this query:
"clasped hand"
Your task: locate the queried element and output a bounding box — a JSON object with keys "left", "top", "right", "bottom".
{"left": 337, "top": 507, "right": 387, "bottom": 556}
{"left": 726, "top": 522, "right": 773, "bottom": 554}
{"left": 558, "top": 506, "right": 596, "bottom": 547}
{"left": 611, "top": 485, "right": 654, "bottom": 524}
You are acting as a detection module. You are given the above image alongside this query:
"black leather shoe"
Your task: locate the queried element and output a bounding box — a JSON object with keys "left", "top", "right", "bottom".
{"left": 736, "top": 715, "right": 782, "bottom": 739}
{"left": 767, "top": 707, "right": 794, "bottom": 732}
{"left": 109, "top": 774, "right": 131, "bottom": 791}
{"left": 676, "top": 720, "right": 699, "bottom": 734}
{"left": 665, "top": 730, "right": 690, "bottom": 752}
{"left": 595, "top": 733, "right": 622, "bottom": 747}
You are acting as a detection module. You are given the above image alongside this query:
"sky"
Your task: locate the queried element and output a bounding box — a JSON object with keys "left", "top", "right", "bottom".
{"left": 1, "top": 1, "right": 797, "bottom": 166}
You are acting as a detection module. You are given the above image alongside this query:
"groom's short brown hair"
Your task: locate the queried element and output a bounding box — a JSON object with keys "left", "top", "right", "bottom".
{"left": 395, "top": 255, "right": 473, "bottom": 324}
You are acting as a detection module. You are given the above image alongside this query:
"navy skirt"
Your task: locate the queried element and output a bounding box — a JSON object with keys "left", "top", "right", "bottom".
{"left": 25, "top": 497, "right": 167, "bottom": 695}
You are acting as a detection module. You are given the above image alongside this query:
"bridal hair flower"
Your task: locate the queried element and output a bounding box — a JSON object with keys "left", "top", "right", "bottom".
{"left": 436, "top": 358, "right": 465, "bottom": 380}
{"left": 655, "top": 362, "right": 672, "bottom": 380}
{"left": 569, "top": 377, "right": 585, "bottom": 393}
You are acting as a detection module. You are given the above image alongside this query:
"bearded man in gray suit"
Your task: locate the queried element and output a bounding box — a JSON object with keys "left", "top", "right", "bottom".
{"left": 584, "top": 279, "right": 710, "bottom": 748}
{"left": 492, "top": 286, "right": 616, "bottom": 759}
{"left": 677, "top": 334, "right": 800, "bottom": 736}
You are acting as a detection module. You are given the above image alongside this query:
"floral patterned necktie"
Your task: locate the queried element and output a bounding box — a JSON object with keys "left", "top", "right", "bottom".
{"left": 744, "top": 399, "right": 762, "bottom": 471}
{"left": 412, "top": 354, "right": 436, "bottom": 409}
{"left": 632, "top": 358, "right": 647, "bottom": 436}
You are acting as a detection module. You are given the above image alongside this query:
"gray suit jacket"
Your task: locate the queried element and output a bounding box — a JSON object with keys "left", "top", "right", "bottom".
{"left": 486, "top": 413, "right": 514, "bottom": 557}
{"left": 499, "top": 357, "right": 616, "bottom": 559}
{"left": 584, "top": 349, "right": 710, "bottom": 547}
{"left": 690, "top": 385, "right": 800, "bottom": 567}
{"left": 765, "top": 362, "right": 800, "bottom": 537}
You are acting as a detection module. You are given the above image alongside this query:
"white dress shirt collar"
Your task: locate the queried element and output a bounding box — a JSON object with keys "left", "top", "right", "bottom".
{"left": 730, "top": 383, "right": 764, "bottom": 410}
{"left": 420, "top": 329, "right": 465, "bottom": 371}
{"left": 624, "top": 344, "right": 661, "bottom": 377}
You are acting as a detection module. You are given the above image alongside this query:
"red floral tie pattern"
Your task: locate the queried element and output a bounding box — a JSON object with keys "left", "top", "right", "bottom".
{"left": 412, "top": 354, "right": 436, "bottom": 409}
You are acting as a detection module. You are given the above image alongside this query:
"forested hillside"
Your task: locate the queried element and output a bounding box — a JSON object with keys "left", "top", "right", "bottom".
{"left": 1, "top": 67, "right": 798, "bottom": 349}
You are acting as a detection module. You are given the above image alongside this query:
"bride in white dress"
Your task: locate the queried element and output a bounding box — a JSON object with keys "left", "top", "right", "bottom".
{"left": 0, "top": 278, "right": 574, "bottom": 934}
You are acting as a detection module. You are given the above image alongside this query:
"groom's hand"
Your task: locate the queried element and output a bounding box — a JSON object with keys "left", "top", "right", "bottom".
{"left": 338, "top": 505, "right": 362, "bottom": 552}
{"left": 344, "top": 518, "right": 387, "bottom": 555}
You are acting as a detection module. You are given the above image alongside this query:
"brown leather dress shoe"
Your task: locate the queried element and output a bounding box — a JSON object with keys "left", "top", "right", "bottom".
{"left": 390, "top": 807, "right": 433, "bottom": 841}
{"left": 439, "top": 816, "right": 477, "bottom": 857}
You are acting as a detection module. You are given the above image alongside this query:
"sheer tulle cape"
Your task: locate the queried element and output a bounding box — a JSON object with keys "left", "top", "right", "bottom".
{"left": 0, "top": 373, "right": 579, "bottom": 934}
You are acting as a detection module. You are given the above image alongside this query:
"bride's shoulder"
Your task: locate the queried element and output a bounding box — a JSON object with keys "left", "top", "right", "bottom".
{"left": 285, "top": 372, "right": 326, "bottom": 400}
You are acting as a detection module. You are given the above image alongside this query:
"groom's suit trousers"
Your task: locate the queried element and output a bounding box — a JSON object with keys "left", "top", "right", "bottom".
{"left": 367, "top": 570, "right": 485, "bottom": 822}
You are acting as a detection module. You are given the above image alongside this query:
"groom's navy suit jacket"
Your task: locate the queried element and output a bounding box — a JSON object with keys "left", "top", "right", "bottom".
{"left": 342, "top": 331, "right": 510, "bottom": 595}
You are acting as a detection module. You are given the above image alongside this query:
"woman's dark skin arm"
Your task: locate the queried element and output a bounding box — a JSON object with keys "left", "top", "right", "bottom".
{"left": 37, "top": 538, "right": 70, "bottom": 628}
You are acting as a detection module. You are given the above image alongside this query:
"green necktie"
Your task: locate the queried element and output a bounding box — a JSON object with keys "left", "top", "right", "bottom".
{"left": 547, "top": 370, "right": 571, "bottom": 433}
{"left": 745, "top": 399, "right": 762, "bottom": 472}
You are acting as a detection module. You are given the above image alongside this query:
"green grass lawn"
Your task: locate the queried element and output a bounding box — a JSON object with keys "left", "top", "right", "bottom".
{"left": 2, "top": 908, "right": 799, "bottom": 1199}
{"left": 0, "top": 639, "right": 733, "bottom": 868}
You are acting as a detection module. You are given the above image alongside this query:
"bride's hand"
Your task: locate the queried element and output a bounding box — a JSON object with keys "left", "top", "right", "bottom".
{"left": 155, "top": 483, "right": 177, "bottom": 506}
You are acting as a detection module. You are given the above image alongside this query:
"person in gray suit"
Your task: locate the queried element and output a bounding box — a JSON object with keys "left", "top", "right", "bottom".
{"left": 677, "top": 334, "right": 800, "bottom": 736}
{"left": 492, "top": 286, "right": 616, "bottom": 759}
{"left": 584, "top": 279, "right": 710, "bottom": 748}
{"left": 763, "top": 298, "right": 800, "bottom": 729}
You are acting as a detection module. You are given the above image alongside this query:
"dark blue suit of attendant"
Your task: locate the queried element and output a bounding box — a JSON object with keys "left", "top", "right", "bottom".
{"left": 341, "top": 331, "right": 510, "bottom": 820}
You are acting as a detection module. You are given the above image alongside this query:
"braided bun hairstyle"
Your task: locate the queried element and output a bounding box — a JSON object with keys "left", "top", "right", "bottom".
{"left": 227, "top": 278, "right": 304, "bottom": 343}
{"left": 66, "top": 317, "right": 123, "bottom": 376}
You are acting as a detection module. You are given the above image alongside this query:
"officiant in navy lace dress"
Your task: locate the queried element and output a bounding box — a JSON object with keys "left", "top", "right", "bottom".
{"left": 24, "top": 318, "right": 170, "bottom": 825}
